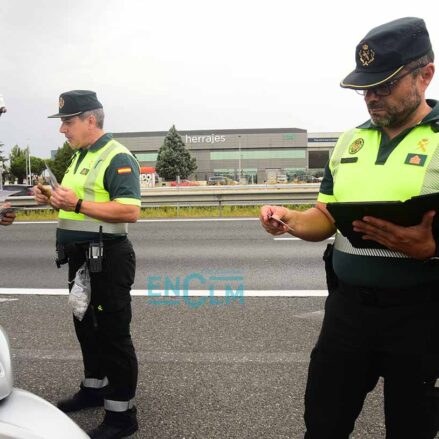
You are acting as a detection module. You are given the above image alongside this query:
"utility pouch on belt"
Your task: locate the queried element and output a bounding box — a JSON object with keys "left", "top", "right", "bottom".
{"left": 55, "top": 243, "right": 68, "bottom": 268}
{"left": 86, "top": 226, "right": 104, "bottom": 273}
{"left": 323, "top": 243, "right": 338, "bottom": 292}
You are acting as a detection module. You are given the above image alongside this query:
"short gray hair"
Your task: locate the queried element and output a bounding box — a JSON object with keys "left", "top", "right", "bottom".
{"left": 79, "top": 108, "right": 105, "bottom": 129}
{"left": 406, "top": 50, "right": 435, "bottom": 76}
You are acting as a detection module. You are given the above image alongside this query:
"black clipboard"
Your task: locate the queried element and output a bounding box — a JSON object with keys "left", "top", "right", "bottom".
{"left": 327, "top": 192, "right": 439, "bottom": 248}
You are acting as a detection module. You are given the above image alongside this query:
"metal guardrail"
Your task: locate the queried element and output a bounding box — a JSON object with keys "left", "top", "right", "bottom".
{"left": 5, "top": 184, "right": 320, "bottom": 209}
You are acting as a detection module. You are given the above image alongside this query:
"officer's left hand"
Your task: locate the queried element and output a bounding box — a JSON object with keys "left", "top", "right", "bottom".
{"left": 50, "top": 186, "right": 79, "bottom": 211}
{"left": 0, "top": 202, "right": 16, "bottom": 226}
{"left": 353, "top": 210, "right": 436, "bottom": 260}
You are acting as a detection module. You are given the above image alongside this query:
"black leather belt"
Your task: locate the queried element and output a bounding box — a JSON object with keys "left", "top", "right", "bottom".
{"left": 337, "top": 280, "right": 437, "bottom": 307}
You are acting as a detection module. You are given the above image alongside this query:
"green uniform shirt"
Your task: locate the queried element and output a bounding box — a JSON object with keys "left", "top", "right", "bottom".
{"left": 57, "top": 133, "right": 140, "bottom": 244}
{"left": 320, "top": 100, "right": 439, "bottom": 288}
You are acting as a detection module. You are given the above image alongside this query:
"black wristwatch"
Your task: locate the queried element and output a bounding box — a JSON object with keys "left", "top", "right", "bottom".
{"left": 74, "top": 198, "right": 83, "bottom": 214}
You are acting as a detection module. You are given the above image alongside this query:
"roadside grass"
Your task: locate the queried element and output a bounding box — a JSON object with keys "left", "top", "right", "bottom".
{"left": 15, "top": 204, "right": 313, "bottom": 221}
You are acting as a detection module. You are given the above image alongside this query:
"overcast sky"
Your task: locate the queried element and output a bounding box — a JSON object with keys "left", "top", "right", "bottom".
{"left": 1, "top": 0, "right": 438, "bottom": 158}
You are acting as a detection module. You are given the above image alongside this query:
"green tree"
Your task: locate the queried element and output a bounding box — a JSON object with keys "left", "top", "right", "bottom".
{"left": 0, "top": 141, "right": 7, "bottom": 185}
{"left": 30, "top": 156, "right": 46, "bottom": 178}
{"left": 0, "top": 141, "right": 7, "bottom": 164}
{"left": 9, "top": 145, "right": 27, "bottom": 183}
{"left": 46, "top": 141, "right": 75, "bottom": 182}
{"left": 156, "top": 125, "right": 197, "bottom": 180}
{"left": 8, "top": 146, "right": 47, "bottom": 183}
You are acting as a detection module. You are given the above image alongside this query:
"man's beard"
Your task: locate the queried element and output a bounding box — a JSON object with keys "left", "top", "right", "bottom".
{"left": 367, "top": 87, "right": 421, "bottom": 128}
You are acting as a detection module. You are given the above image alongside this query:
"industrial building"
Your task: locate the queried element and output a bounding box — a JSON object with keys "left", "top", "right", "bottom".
{"left": 113, "top": 128, "right": 341, "bottom": 183}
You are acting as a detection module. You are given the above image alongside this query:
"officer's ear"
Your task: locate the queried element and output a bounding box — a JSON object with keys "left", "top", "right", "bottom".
{"left": 419, "top": 63, "right": 435, "bottom": 89}
{"left": 85, "top": 114, "right": 98, "bottom": 129}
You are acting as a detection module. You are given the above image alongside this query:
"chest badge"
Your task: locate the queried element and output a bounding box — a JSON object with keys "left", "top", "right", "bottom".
{"left": 348, "top": 138, "right": 364, "bottom": 154}
{"left": 405, "top": 153, "right": 427, "bottom": 166}
{"left": 80, "top": 168, "right": 90, "bottom": 175}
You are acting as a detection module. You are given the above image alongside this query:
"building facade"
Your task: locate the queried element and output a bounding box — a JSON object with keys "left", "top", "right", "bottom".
{"left": 307, "top": 132, "right": 342, "bottom": 176}
{"left": 113, "top": 128, "right": 340, "bottom": 183}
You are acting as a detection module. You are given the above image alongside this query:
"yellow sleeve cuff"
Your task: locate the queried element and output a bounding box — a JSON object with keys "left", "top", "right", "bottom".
{"left": 113, "top": 198, "right": 141, "bottom": 207}
{"left": 317, "top": 193, "right": 336, "bottom": 204}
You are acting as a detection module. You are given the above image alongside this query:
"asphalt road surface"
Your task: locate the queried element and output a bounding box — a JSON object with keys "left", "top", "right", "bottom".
{"left": 0, "top": 219, "right": 393, "bottom": 438}
{"left": 0, "top": 219, "right": 329, "bottom": 290}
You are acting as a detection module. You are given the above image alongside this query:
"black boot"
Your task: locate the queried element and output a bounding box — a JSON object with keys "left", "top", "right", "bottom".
{"left": 57, "top": 387, "right": 105, "bottom": 413}
{"left": 88, "top": 407, "right": 138, "bottom": 439}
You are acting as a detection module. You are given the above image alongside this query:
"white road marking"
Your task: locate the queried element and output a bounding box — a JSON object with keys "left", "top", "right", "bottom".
{"left": 0, "top": 298, "right": 18, "bottom": 303}
{"left": 13, "top": 218, "right": 261, "bottom": 225}
{"left": 0, "top": 288, "right": 328, "bottom": 297}
{"left": 274, "top": 237, "right": 301, "bottom": 241}
{"left": 294, "top": 310, "right": 325, "bottom": 320}
{"left": 274, "top": 237, "right": 334, "bottom": 241}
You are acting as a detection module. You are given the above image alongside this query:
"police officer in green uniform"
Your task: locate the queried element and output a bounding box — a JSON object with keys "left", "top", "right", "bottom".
{"left": 260, "top": 17, "right": 439, "bottom": 438}
{"left": 35, "top": 90, "right": 140, "bottom": 439}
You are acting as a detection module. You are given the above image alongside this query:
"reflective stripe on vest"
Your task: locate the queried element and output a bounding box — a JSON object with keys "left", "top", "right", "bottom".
{"left": 58, "top": 218, "right": 128, "bottom": 234}
{"left": 82, "top": 376, "right": 109, "bottom": 389}
{"left": 58, "top": 139, "right": 138, "bottom": 234}
{"left": 83, "top": 142, "right": 119, "bottom": 203}
{"left": 104, "top": 398, "right": 135, "bottom": 412}
{"left": 334, "top": 233, "right": 409, "bottom": 258}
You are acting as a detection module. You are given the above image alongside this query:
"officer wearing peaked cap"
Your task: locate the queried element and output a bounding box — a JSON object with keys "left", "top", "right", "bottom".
{"left": 35, "top": 90, "right": 141, "bottom": 439}
{"left": 261, "top": 17, "right": 439, "bottom": 438}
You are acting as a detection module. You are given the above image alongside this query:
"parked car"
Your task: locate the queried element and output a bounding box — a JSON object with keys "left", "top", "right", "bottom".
{"left": 208, "top": 176, "right": 226, "bottom": 185}
{"left": 207, "top": 176, "right": 237, "bottom": 185}
{"left": 294, "top": 174, "right": 321, "bottom": 183}
{"left": 170, "top": 180, "right": 199, "bottom": 187}
{"left": 276, "top": 175, "right": 288, "bottom": 184}
{"left": 1, "top": 184, "right": 34, "bottom": 196}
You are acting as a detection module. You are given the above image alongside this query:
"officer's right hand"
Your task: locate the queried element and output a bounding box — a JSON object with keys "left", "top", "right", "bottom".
{"left": 260, "top": 205, "right": 292, "bottom": 235}
{"left": 34, "top": 183, "right": 51, "bottom": 205}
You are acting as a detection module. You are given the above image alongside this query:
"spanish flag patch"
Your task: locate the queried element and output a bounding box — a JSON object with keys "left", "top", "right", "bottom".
{"left": 117, "top": 167, "right": 132, "bottom": 174}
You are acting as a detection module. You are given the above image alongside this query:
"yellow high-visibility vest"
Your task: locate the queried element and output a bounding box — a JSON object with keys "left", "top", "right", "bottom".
{"left": 58, "top": 139, "right": 139, "bottom": 234}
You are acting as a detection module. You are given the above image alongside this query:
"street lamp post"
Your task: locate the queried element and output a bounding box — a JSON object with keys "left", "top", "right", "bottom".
{"left": 238, "top": 135, "right": 242, "bottom": 181}
{"left": 25, "top": 144, "right": 32, "bottom": 185}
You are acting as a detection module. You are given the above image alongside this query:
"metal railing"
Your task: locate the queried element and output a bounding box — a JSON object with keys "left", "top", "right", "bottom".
{"left": 5, "top": 184, "right": 320, "bottom": 210}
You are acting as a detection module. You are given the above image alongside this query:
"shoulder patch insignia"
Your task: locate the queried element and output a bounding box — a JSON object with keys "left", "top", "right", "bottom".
{"left": 405, "top": 153, "right": 427, "bottom": 166}
{"left": 348, "top": 138, "right": 364, "bottom": 154}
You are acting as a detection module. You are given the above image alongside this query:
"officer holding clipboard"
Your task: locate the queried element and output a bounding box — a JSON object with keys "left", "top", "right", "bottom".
{"left": 261, "top": 17, "right": 439, "bottom": 438}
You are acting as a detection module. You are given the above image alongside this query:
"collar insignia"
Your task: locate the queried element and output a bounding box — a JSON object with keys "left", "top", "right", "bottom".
{"left": 416, "top": 138, "right": 429, "bottom": 152}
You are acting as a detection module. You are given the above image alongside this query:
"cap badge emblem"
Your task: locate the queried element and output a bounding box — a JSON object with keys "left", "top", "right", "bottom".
{"left": 348, "top": 138, "right": 364, "bottom": 154}
{"left": 359, "top": 44, "right": 375, "bottom": 67}
{"left": 59, "top": 97, "right": 65, "bottom": 109}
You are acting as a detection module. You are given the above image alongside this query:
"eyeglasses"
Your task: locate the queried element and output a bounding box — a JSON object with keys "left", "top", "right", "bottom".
{"left": 355, "top": 65, "right": 426, "bottom": 97}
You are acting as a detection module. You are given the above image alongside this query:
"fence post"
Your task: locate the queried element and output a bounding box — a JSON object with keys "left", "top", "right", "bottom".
{"left": 217, "top": 195, "right": 222, "bottom": 217}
